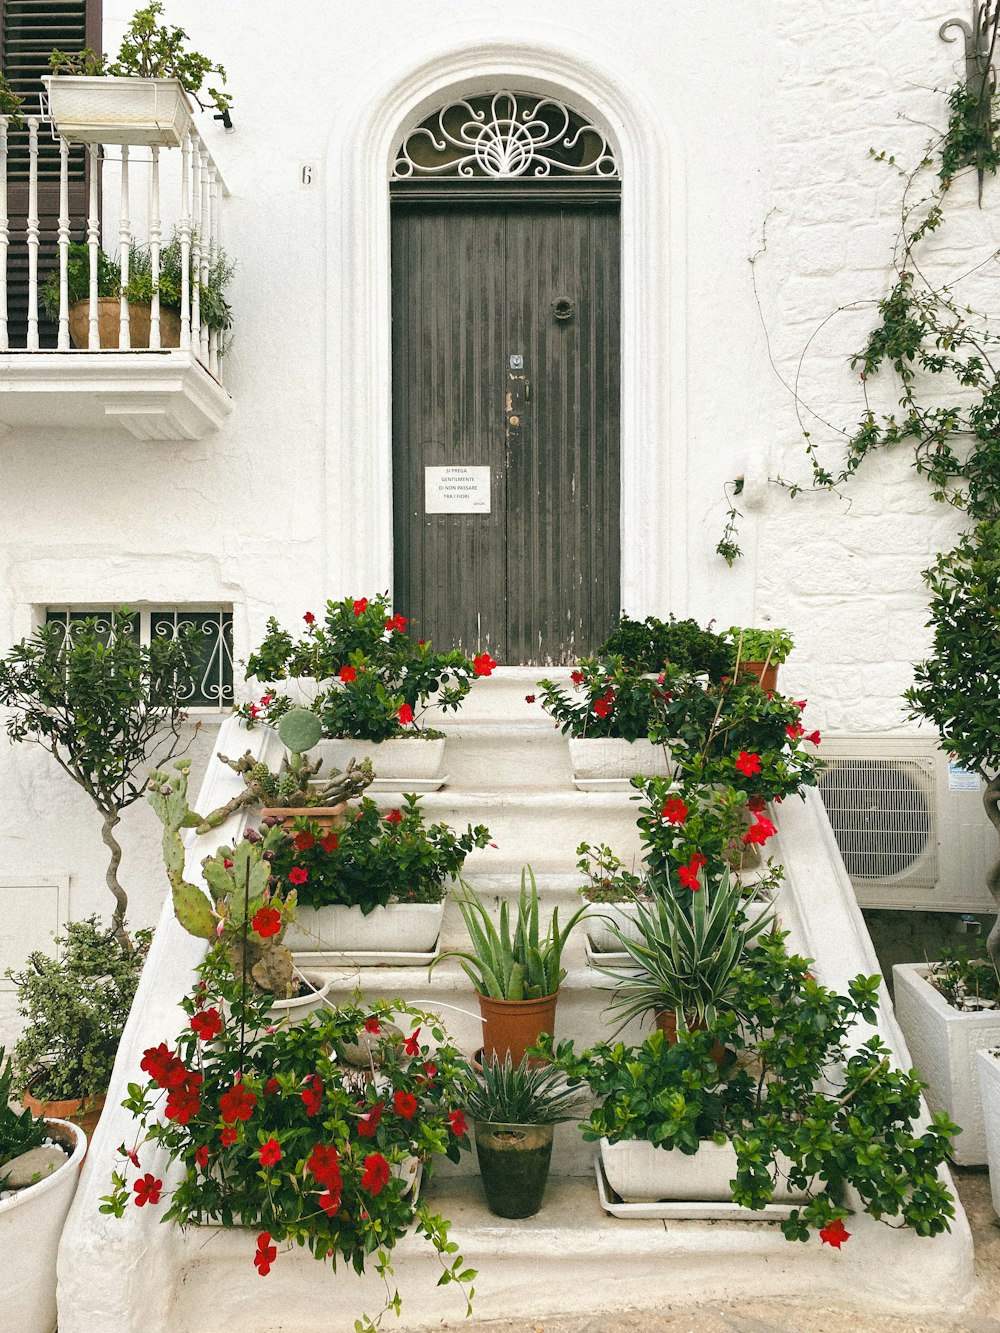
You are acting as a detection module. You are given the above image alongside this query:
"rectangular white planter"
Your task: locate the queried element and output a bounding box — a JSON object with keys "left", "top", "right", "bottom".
{"left": 893, "top": 962, "right": 1000, "bottom": 1165}
{"left": 975, "top": 1048, "right": 1000, "bottom": 1217}
{"left": 312, "top": 736, "right": 446, "bottom": 785}
{"left": 568, "top": 737, "right": 671, "bottom": 786}
{"left": 42, "top": 76, "right": 194, "bottom": 147}
{"left": 599, "top": 1136, "right": 807, "bottom": 1204}
{"left": 585, "top": 900, "right": 645, "bottom": 952}
{"left": 284, "top": 901, "right": 445, "bottom": 954}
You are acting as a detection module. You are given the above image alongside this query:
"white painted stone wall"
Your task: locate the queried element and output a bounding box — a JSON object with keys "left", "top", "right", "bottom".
{"left": 0, "top": 0, "right": 995, "bottom": 1020}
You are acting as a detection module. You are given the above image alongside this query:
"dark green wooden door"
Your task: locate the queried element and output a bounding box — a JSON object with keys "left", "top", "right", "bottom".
{"left": 391, "top": 194, "right": 620, "bottom": 665}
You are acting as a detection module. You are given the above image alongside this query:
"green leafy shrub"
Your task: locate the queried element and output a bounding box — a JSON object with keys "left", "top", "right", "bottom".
{"left": 597, "top": 614, "right": 734, "bottom": 680}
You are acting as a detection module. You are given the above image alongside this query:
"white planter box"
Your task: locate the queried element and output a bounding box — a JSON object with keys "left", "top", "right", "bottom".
{"left": 312, "top": 737, "right": 446, "bottom": 785}
{"left": 599, "top": 1136, "right": 806, "bottom": 1204}
{"left": 585, "top": 900, "right": 646, "bottom": 952}
{"left": 284, "top": 901, "right": 445, "bottom": 954}
{"left": 0, "top": 1119, "right": 86, "bottom": 1333}
{"left": 975, "top": 1048, "right": 1000, "bottom": 1217}
{"left": 893, "top": 962, "right": 1000, "bottom": 1165}
{"left": 42, "top": 76, "right": 193, "bottom": 147}
{"left": 568, "top": 737, "right": 671, "bottom": 787}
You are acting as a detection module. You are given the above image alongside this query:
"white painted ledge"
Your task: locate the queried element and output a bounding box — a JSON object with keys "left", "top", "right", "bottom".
{"left": 0, "top": 350, "right": 231, "bottom": 440}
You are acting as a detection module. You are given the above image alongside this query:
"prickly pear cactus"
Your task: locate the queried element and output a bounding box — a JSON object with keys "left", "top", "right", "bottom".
{"left": 148, "top": 763, "right": 217, "bottom": 940}
{"left": 277, "top": 707, "right": 323, "bottom": 756}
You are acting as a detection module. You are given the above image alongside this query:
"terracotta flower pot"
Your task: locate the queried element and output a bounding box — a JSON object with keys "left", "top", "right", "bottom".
{"left": 22, "top": 1089, "right": 105, "bottom": 1140}
{"left": 477, "top": 991, "right": 560, "bottom": 1067}
{"left": 739, "top": 660, "right": 779, "bottom": 693}
{"left": 258, "top": 803, "right": 347, "bottom": 830}
{"left": 654, "top": 1010, "right": 726, "bottom": 1071}
{"left": 67, "top": 297, "right": 181, "bottom": 350}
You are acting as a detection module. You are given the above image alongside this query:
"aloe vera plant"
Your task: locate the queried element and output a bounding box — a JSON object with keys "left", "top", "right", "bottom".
{"left": 437, "top": 869, "right": 586, "bottom": 1000}
{"left": 597, "top": 869, "right": 773, "bottom": 1031}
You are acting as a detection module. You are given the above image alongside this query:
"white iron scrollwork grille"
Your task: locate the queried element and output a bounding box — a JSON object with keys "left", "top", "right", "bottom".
{"left": 392, "top": 92, "right": 619, "bottom": 180}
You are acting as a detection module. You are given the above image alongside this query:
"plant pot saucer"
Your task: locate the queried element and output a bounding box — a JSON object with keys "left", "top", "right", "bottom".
{"left": 593, "top": 1153, "right": 797, "bottom": 1221}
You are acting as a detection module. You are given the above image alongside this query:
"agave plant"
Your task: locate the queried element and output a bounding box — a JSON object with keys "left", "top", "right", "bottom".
{"left": 597, "top": 869, "right": 773, "bottom": 1032}
{"left": 436, "top": 869, "right": 586, "bottom": 1000}
{"left": 465, "top": 1053, "right": 581, "bottom": 1126}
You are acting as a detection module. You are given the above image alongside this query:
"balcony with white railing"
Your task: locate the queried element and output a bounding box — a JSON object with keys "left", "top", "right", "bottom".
{"left": 0, "top": 114, "right": 231, "bottom": 441}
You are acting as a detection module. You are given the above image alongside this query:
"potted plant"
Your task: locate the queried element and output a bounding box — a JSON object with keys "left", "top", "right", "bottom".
{"left": 575, "top": 840, "right": 651, "bottom": 953}
{"left": 271, "top": 792, "right": 491, "bottom": 956}
{"left": 976, "top": 1045, "right": 1000, "bottom": 1216}
{"left": 6, "top": 916, "right": 151, "bottom": 1134}
{"left": 435, "top": 869, "right": 586, "bottom": 1066}
{"left": 539, "top": 932, "right": 958, "bottom": 1242}
{"left": 100, "top": 986, "right": 476, "bottom": 1330}
{"left": 42, "top": 234, "right": 235, "bottom": 351}
{"left": 597, "top": 613, "right": 734, "bottom": 680}
{"left": 43, "top": 1, "right": 231, "bottom": 147}
{"left": 240, "top": 594, "right": 496, "bottom": 786}
{"left": 0, "top": 1048, "right": 87, "bottom": 1333}
{"left": 195, "top": 707, "right": 374, "bottom": 833}
{"left": 0, "top": 608, "right": 201, "bottom": 951}
{"left": 893, "top": 949, "right": 1000, "bottom": 1166}
{"left": 464, "top": 1053, "right": 580, "bottom": 1218}
{"left": 148, "top": 760, "right": 331, "bottom": 1017}
{"left": 594, "top": 868, "right": 773, "bottom": 1053}
{"left": 724, "top": 626, "right": 795, "bottom": 692}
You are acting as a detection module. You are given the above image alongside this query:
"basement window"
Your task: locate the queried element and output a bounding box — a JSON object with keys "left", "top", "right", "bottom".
{"left": 44, "top": 606, "right": 234, "bottom": 709}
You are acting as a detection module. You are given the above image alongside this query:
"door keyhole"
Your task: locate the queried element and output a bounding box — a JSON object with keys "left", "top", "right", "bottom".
{"left": 552, "top": 296, "right": 575, "bottom": 322}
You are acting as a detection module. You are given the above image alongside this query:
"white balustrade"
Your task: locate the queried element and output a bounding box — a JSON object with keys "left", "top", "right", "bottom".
{"left": 0, "top": 113, "right": 227, "bottom": 377}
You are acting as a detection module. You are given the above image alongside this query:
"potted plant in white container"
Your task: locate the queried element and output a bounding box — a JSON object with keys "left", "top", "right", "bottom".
{"left": 539, "top": 931, "right": 958, "bottom": 1242}
{"left": 271, "top": 793, "right": 491, "bottom": 959}
{"left": 42, "top": 1, "right": 231, "bottom": 147}
{"left": 976, "top": 1045, "right": 1000, "bottom": 1216}
{"left": 240, "top": 593, "right": 496, "bottom": 788}
{"left": 893, "top": 952, "right": 1000, "bottom": 1165}
{"left": 575, "top": 840, "right": 650, "bottom": 953}
{"left": 0, "top": 1049, "right": 87, "bottom": 1333}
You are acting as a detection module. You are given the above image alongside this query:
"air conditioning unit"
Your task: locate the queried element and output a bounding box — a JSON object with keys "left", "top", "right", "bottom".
{"left": 815, "top": 737, "right": 995, "bottom": 912}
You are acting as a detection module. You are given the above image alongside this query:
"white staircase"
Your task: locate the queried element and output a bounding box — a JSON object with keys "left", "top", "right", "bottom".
{"left": 55, "top": 675, "right": 976, "bottom": 1331}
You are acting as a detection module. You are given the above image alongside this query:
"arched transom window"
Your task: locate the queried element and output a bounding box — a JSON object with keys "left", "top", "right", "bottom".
{"left": 392, "top": 90, "right": 619, "bottom": 180}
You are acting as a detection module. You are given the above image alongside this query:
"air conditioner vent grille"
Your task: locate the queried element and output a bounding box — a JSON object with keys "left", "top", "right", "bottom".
{"left": 818, "top": 758, "right": 934, "bottom": 883}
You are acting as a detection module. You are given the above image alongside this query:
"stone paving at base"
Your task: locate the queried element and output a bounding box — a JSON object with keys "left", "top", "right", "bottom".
{"left": 416, "top": 1170, "right": 1000, "bottom": 1333}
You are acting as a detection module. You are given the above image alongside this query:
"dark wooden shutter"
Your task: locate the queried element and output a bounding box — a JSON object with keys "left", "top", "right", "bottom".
{"left": 1, "top": 0, "right": 99, "bottom": 346}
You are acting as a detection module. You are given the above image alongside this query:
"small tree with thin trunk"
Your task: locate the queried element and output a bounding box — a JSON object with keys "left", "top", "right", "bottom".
{"left": 905, "top": 519, "right": 1000, "bottom": 972}
{"left": 0, "top": 609, "right": 199, "bottom": 951}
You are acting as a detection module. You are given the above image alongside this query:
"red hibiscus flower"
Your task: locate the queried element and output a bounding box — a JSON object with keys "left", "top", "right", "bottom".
{"left": 140, "top": 1044, "right": 190, "bottom": 1090}
{"left": 220, "top": 1127, "right": 238, "bottom": 1147}
{"left": 361, "top": 1153, "right": 391, "bottom": 1195}
{"left": 122, "top": 1145, "right": 141, "bottom": 1169}
{"left": 303, "top": 612, "right": 316, "bottom": 625}
{"left": 793, "top": 698, "right": 807, "bottom": 710}
{"left": 301, "top": 1074, "right": 323, "bottom": 1117}
{"left": 747, "top": 795, "right": 766, "bottom": 813}
{"left": 384, "top": 809, "right": 403, "bottom": 825}
{"left": 819, "top": 1218, "right": 850, "bottom": 1248}
{"left": 307, "top": 1143, "right": 342, "bottom": 1187}
{"left": 571, "top": 670, "right": 585, "bottom": 685}
{"left": 593, "top": 698, "right": 613, "bottom": 719}
{"left": 661, "top": 798, "right": 688, "bottom": 825}
{"left": 394, "top": 1090, "right": 418, "bottom": 1120}
{"left": 294, "top": 830, "right": 316, "bottom": 852}
{"left": 677, "top": 862, "right": 702, "bottom": 891}
{"left": 259, "top": 693, "right": 273, "bottom": 706}
{"left": 805, "top": 729, "right": 822, "bottom": 745}
{"left": 252, "top": 907, "right": 282, "bottom": 939}
{"left": 786, "top": 722, "right": 804, "bottom": 740}
{"left": 254, "top": 1232, "right": 277, "bottom": 1276}
{"left": 473, "top": 653, "right": 496, "bottom": 676}
{"left": 524, "top": 694, "right": 536, "bottom": 703}
{"left": 339, "top": 665, "right": 356, "bottom": 683}
{"left": 194, "top": 1145, "right": 209, "bottom": 1170}
{"left": 735, "top": 750, "right": 762, "bottom": 777}
{"left": 263, "top": 1077, "right": 280, "bottom": 1097}
{"left": 403, "top": 1027, "right": 421, "bottom": 1056}
{"left": 249, "top": 703, "right": 259, "bottom": 720}
{"left": 364, "top": 1017, "right": 381, "bottom": 1034}
{"left": 318, "top": 1186, "right": 342, "bottom": 1216}
{"left": 133, "top": 1173, "right": 162, "bottom": 1207}
{"left": 288, "top": 866, "right": 308, "bottom": 886}
{"left": 743, "top": 815, "right": 777, "bottom": 846}
{"left": 321, "top": 831, "right": 339, "bottom": 853}
{"left": 219, "top": 1082, "right": 257, "bottom": 1124}
{"left": 448, "top": 1109, "right": 468, "bottom": 1137}
{"left": 165, "top": 1075, "right": 203, "bottom": 1125}
{"left": 418, "top": 1061, "right": 437, "bottom": 1085}
{"left": 398, "top": 703, "right": 414, "bottom": 725}
{"left": 353, "top": 598, "right": 369, "bottom": 617}
{"left": 385, "top": 613, "right": 408, "bottom": 632}
{"left": 357, "top": 1100, "right": 384, "bottom": 1138}
{"left": 258, "top": 1138, "right": 282, "bottom": 1168}
{"left": 190, "top": 1007, "right": 223, "bottom": 1041}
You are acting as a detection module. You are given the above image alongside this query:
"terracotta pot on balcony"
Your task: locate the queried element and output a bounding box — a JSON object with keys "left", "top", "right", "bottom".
{"left": 67, "top": 298, "right": 181, "bottom": 350}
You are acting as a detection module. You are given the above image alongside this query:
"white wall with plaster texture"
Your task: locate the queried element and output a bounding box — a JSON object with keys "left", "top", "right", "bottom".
{"left": 0, "top": 0, "right": 992, "bottom": 1017}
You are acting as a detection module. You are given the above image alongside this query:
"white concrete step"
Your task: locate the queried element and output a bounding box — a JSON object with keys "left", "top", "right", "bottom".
{"left": 440, "top": 665, "right": 574, "bottom": 725}
{"left": 437, "top": 720, "right": 575, "bottom": 789}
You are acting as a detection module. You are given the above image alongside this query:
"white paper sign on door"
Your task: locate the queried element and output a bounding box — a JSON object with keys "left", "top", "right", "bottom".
{"left": 424, "top": 466, "right": 491, "bottom": 514}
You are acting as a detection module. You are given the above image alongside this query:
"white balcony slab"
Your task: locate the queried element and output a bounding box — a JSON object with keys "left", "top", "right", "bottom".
{"left": 0, "top": 350, "right": 231, "bottom": 440}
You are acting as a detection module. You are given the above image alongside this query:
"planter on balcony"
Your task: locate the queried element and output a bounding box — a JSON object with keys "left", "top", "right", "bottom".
{"left": 68, "top": 298, "right": 181, "bottom": 350}
{"left": 599, "top": 1136, "right": 808, "bottom": 1205}
{"left": 42, "top": 76, "right": 193, "bottom": 147}
{"left": 568, "top": 737, "right": 671, "bottom": 790}
{"left": 976, "top": 1048, "right": 1000, "bottom": 1217}
{"left": 311, "top": 737, "right": 447, "bottom": 790}
{"left": 283, "top": 901, "right": 445, "bottom": 960}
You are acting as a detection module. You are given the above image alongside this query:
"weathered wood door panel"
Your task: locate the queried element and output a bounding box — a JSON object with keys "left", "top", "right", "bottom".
{"left": 391, "top": 198, "right": 620, "bottom": 665}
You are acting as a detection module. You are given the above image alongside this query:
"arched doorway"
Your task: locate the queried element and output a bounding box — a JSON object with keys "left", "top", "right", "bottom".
{"left": 389, "top": 91, "right": 621, "bottom": 665}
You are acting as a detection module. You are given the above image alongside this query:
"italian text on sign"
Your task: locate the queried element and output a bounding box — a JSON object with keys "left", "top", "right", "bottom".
{"left": 424, "top": 466, "right": 491, "bottom": 514}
